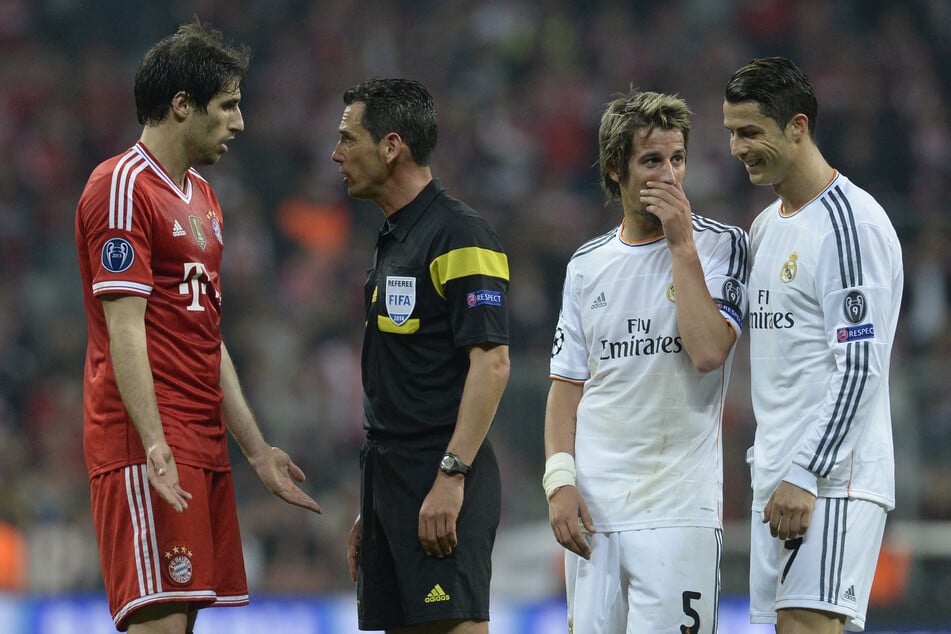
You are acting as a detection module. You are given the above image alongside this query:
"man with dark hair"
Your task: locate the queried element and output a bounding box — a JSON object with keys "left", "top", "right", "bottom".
{"left": 724, "top": 56, "right": 903, "bottom": 634}
{"left": 333, "top": 78, "right": 510, "bottom": 633}
{"left": 75, "top": 20, "right": 321, "bottom": 633}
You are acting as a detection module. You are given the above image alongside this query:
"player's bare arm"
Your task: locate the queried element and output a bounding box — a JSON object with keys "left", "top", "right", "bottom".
{"left": 220, "top": 343, "right": 322, "bottom": 514}
{"left": 544, "top": 379, "right": 594, "bottom": 560}
{"left": 642, "top": 179, "right": 737, "bottom": 372}
{"left": 102, "top": 294, "right": 192, "bottom": 512}
{"left": 418, "top": 343, "right": 509, "bottom": 558}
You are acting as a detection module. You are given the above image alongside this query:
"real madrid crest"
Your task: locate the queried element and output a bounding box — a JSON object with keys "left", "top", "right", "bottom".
{"left": 666, "top": 282, "right": 676, "bottom": 302}
{"left": 780, "top": 252, "right": 798, "bottom": 283}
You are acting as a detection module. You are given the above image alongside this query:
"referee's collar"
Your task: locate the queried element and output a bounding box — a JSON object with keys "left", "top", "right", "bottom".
{"left": 380, "top": 178, "right": 444, "bottom": 241}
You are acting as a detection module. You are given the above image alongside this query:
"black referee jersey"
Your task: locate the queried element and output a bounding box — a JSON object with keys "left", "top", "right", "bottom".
{"left": 361, "top": 178, "right": 510, "bottom": 435}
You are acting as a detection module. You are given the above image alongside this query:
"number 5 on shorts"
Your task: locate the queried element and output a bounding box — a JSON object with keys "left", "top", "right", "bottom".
{"left": 681, "top": 590, "right": 701, "bottom": 634}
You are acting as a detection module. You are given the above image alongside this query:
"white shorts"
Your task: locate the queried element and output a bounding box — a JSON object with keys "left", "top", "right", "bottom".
{"left": 749, "top": 497, "right": 887, "bottom": 632}
{"left": 565, "top": 526, "right": 722, "bottom": 634}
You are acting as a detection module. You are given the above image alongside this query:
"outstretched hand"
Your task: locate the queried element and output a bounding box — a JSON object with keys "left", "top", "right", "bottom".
{"left": 146, "top": 442, "right": 192, "bottom": 512}
{"left": 251, "top": 446, "right": 323, "bottom": 514}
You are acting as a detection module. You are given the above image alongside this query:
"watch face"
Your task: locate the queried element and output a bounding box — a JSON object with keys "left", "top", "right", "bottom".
{"left": 440, "top": 454, "right": 468, "bottom": 474}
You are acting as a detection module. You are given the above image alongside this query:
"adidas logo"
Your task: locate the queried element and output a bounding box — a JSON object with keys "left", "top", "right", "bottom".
{"left": 590, "top": 291, "right": 607, "bottom": 309}
{"left": 172, "top": 219, "right": 186, "bottom": 237}
{"left": 424, "top": 584, "right": 451, "bottom": 603}
{"left": 842, "top": 584, "right": 856, "bottom": 603}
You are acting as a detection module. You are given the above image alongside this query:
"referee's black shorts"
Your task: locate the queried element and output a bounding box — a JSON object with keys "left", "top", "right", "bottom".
{"left": 357, "top": 429, "right": 501, "bottom": 631}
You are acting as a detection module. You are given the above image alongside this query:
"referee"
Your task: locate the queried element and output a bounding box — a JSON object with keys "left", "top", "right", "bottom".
{"left": 332, "top": 78, "right": 510, "bottom": 633}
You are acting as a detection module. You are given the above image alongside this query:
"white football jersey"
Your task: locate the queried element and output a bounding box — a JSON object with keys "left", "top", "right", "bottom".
{"left": 550, "top": 215, "right": 750, "bottom": 531}
{"left": 747, "top": 172, "right": 903, "bottom": 512}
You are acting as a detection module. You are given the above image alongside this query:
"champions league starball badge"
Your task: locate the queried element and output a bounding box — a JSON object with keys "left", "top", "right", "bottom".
{"left": 551, "top": 327, "right": 564, "bottom": 358}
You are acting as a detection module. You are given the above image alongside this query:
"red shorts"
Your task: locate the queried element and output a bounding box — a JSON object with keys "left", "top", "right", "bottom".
{"left": 90, "top": 463, "right": 248, "bottom": 631}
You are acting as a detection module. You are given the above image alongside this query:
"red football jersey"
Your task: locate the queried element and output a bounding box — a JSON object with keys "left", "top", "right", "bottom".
{"left": 76, "top": 142, "right": 231, "bottom": 476}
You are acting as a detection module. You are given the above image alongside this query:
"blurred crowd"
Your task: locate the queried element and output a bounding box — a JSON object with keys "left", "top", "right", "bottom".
{"left": 0, "top": 0, "right": 949, "bottom": 612}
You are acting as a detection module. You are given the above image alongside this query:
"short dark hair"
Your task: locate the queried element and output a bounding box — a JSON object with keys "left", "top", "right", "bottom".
{"left": 343, "top": 78, "right": 438, "bottom": 166}
{"left": 724, "top": 56, "right": 817, "bottom": 135}
{"left": 134, "top": 19, "right": 251, "bottom": 125}
{"left": 598, "top": 88, "right": 692, "bottom": 204}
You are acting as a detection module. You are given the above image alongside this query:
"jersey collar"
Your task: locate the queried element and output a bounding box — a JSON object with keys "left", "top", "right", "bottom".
{"left": 380, "top": 178, "right": 444, "bottom": 241}
{"left": 779, "top": 169, "right": 840, "bottom": 217}
{"left": 134, "top": 141, "right": 194, "bottom": 202}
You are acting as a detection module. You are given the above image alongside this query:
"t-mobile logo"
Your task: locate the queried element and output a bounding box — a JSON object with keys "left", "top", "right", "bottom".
{"left": 179, "top": 262, "right": 208, "bottom": 311}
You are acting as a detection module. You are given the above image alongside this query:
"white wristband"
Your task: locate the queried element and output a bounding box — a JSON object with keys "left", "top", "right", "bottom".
{"left": 542, "top": 452, "right": 577, "bottom": 500}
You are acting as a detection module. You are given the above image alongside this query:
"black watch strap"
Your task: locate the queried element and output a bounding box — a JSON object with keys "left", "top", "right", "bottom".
{"left": 440, "top": 452, "right": 471, "bottom": 476}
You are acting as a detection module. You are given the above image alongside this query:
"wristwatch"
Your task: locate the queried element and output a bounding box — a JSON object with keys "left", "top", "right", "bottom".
{"left": 439, "top": 452, "right": 471, "bottom": 476}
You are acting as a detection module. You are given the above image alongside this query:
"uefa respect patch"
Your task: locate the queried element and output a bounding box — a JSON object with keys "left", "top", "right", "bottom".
{"left": 101, "top": 237, "right": 135, "bottom": 273}
{"left": 716, "top": 301, "right": 743, "bottom": 325}
{"left": 836, "top": 323, "right": 875, "bottom": 343}
{"left": 466, "top": 289, "right": 503, "bottom": 309}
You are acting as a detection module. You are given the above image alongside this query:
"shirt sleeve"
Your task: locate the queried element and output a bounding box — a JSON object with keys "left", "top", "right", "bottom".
{"left": 549, "top": 259, "right": 589, "bottom": 383}
{"left": 785, "top": 221, "right": 902, "bottom": 494}
{"left": 434, "top": 214, "right": 510, "bottom": 348}
{"left": 704, "top": 224, "right": 751, "bottom": 335}
{"left": 79, "top": 169, "right": 155, "bottom": 298}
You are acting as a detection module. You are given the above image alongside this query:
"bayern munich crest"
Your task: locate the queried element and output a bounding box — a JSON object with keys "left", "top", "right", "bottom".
{"left": 207, "top": 209, "right": 223, "bottom": 244}
{"left": 165, "top": 546, "right": 194, "bottom": 584}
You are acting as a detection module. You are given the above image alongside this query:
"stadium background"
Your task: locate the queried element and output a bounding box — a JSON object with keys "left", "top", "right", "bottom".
{"left": 0, "top": 0, "right": 949, "bottom": 631}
